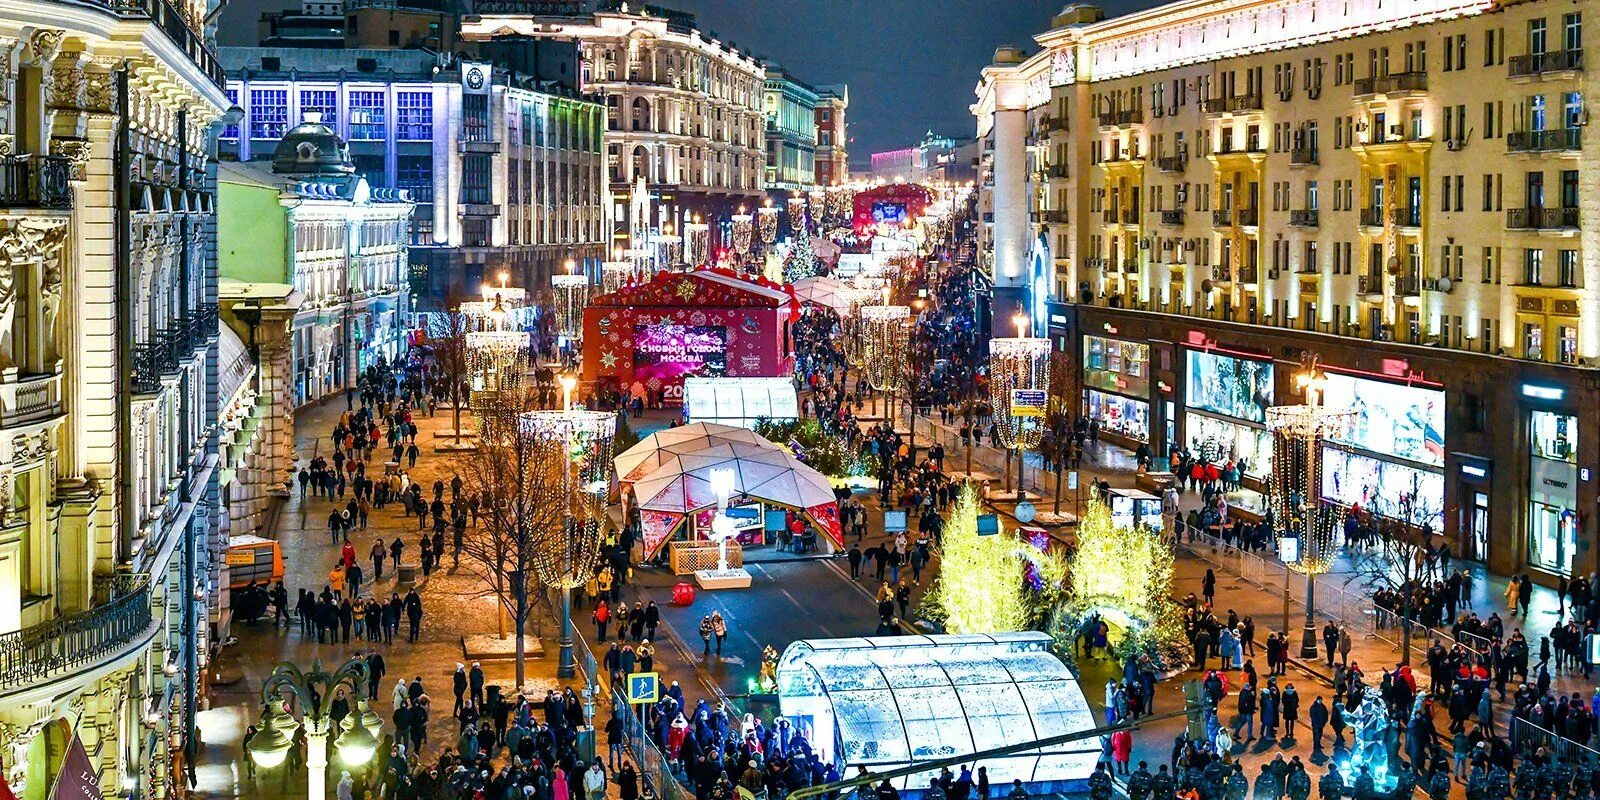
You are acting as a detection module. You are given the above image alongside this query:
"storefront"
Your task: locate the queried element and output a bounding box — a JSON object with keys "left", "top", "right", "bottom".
{"left": 1453, "top": 454, "right": 1494, "bottom": 563}
{"left": 1182, "top": 348, "right": 1274, "bottom": 478}
{"left": 1317, "top": 370, "right": 1447, "bottom": 534}
{"left": 1527, "top": 403, "right": 1579, "bottom": 575}
{"left": 1082, "top": 334, "right": 1151, "bottom": 445}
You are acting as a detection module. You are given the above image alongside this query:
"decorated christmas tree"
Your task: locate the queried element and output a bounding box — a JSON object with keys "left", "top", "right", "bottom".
{"left": 782, "top": 238, "right": 820, "bottom": 282}
{"left": 1061, "top": 500, "right": 1190, "bottom": 671}
{"left": 920, "top": 484, "right": 1065, "bottom": 634}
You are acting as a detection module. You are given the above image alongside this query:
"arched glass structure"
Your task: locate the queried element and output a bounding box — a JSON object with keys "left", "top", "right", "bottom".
{"left": 776, "top": 633, "right": 1099, "bottom": 792}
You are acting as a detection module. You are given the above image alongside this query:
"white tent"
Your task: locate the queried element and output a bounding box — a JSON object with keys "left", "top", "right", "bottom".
{"left": 631, "top": 444, "right": 837, "bottom": 516}
{"left": 614, "top": 422, "right": 780, "bottom": 484}
{"left": 789, "top": 276, "right": 856, "bottom": 315}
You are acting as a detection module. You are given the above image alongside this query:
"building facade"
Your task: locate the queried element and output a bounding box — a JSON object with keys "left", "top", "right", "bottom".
{"left": 762, "top": 63, "right": 818, "bottom": 192}
{"left": 0, "top": 0, "right": 228, "bottom": 797}
{"left": 976, "top": 0, "right": 1600, "bottom": 582}
{"left": 219, "top": 49, "right": 607, "bottom": 305}
{"left": 216, "top": 129, "right": 414, "bottom": 409}
{"left": 870, "top": 132, "right": 979, "bottom": 184}
{"left": 461, "top": 2, "right": 766, "bottom": 258}
{"left": 814, "top": 84, "right": 849, "bottom": 187}
{"left": 255, "top": 0, "right": 463, "bottom": 52}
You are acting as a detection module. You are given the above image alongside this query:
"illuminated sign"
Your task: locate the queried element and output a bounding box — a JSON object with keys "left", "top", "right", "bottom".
{"left": 1010, "top": 389, "right": 1048, "bottom": 417}
{"left": 1522, "top": 384, "right": 1565, "bottom": 401}
{"left": 1460, "top": 464, "right": 1488, "bottom": 479}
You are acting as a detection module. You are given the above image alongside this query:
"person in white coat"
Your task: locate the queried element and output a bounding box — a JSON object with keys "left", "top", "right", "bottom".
{"left": 584, "top": 761, "right": 607, "bottom": 800}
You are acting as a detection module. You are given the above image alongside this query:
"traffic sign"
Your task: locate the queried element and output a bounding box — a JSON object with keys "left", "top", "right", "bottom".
{"left": 626, "top": 671, "right": 660, "bottom": 705}
{"left": 1009, "top": 389, "right": 1047, "bottom": 418}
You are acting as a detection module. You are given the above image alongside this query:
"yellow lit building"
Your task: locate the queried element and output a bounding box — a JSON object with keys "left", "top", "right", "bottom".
{"left": 977, "top": 0, "right": 1600, "bottom": 581}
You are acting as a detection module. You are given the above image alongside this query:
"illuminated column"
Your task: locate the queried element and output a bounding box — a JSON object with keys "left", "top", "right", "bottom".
{"left": 991, "top": 106, "right": 1030, "bottom": 336}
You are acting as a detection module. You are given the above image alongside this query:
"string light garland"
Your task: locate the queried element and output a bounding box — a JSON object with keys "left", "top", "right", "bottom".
{"left": 730, "top": 214, "right": 753, "bottom": 258}
{"left": 806, "top": 190, "right": 825, "bottom": 226}
{"left": 601, "top": 260, "right": 634, "bottom": 294}
{"left": 757, "top": 205, "right": 779, "bottom": 245}
{"left": 551, "top": 272, "right": 589, "bottom": 343}
{"left": 786, "top": 197, "right": 807, "bottom": 236}
{"left": 987, "top": 323, "right": 1050, "bottom": 452}
{"left": 859, "top": 302, "right": 910, "bottom": 392}
{"left": 1062, "top": 500, "right": 1192, "bottom": 672}
{"left": 518, "top": 408, "right": 617, "bottom": 588}
{"left": 685, "top": 220, "right": 709, "bottom": 266}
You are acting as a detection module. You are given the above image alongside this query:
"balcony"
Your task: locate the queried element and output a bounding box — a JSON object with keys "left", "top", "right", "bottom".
{"left": 0, "top": 156, "right": 73, "bottom": 210}
{"left": 1352, "top": 71, "right": 1429, "bottom": 97}
{"left": 1507, "top": 128, "right": 1582, "bottom": 154}
{"left": 1156, "top": 156, "right": 1187, "bottom": 173}
{"left": 1359, "top": 207, "right": 1385, "bottom": 227}
{"left": 1121, "top": 259, "right": 1140, "bottom": 273}
{"left": 1357, "top": 274, "right": 1385, "bottom": 296}
{"left": 1390, "top": 206, "right": 1421, "bottom": 228}
{"left": 1047, "top": 117, "right": 1071, "bottom": 132}
{"left": 1506, "top": 207, "right": 1580, "bottom": 230}
{"left": 1159, "top": 210, "right": 1186, "bottom": 226}
{"left": 1098, "top": 109, "right": 1144, "bottom": 129}
{"left": 1041, "top": 210, "right": 1069, "bottom": 224}
{"left": 1236, "top": 208, "right": 1260, "bottom": 227}
{"left": 458, "top": 135, "right": 502, "bottom": 155}
{"left": 1083, "top": 257, "right": 1106, "bottom": 270}
{"left": 1289, "top": 209, "right": 1320, "bottom": 227}
{"left": 1212, "top": 210, "right": 1233, "bottom": 228}
{"left": 103, "top": 0, "right": 225, "bottom": 90}
{"left": 0, "top": 576, "right": 154, "bottom": 693}
{"left": 1202, "top": 94, "right": 1265, "bottom": 116}
{"left": 0, "top": 373, "right": 62, "bottom": 430}
{"left": 1396, "top": 275, "right": 1421, "bottom": 297}
{"left": 1046, "top": 165, "right": 1070, "bottom": 179}
{"left": 1290, "top": 147, "right": 1319, "bottom": 166}
{"left": 1509, "top": 49, "right": 1584, "bottom": 78}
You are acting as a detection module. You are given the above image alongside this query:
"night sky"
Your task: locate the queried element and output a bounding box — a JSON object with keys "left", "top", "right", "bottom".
{"left": 219, "top": 0, "right": 1160, "bottom": 168}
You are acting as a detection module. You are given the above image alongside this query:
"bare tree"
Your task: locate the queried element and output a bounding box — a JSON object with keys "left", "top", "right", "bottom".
{"left": 452, "top": 416, "right": 574, "bottom": 689}
{"left": 427, "top": 293, "right": 473, "bottom": 444}
{"left": 1348, "top": 513, "right": 1435, "bottom": 666}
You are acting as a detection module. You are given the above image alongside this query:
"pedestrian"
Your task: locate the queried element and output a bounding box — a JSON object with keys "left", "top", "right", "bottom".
{"left": 711, "top": 611, "right": 728, "bottom": 656}
{"left": 593, "top": 599, "right": 611, "bottom": 642}
{"left": 699, "top": 614, "right": 714, "bottom": 657}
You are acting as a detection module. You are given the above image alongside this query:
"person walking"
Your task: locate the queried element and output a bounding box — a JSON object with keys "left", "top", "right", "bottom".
{"left": 593, "top": 600, "right": 611, "bottom": 642}
{"left": 711, "top": 611, "right": 728, "bottom": 656}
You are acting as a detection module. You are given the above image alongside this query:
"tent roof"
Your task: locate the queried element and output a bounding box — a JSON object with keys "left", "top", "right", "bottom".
{"left": 631, "top": 443, "right": 836, "bottom": 515}
{"left": 789, "top": 276, "right": 856, "bottom": 314}
{"left": 590, "top": 267, "right": 795, "bottom": 309}
{"left": 613, "top": 422, "right": 781, "bottom": 484}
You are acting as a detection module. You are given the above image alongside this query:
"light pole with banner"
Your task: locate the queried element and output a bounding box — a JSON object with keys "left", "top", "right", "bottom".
{"left": 987, "top": 312, "right": 1050, "bottom": 501}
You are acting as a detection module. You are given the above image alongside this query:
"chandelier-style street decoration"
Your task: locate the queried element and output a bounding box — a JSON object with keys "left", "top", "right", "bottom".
{"left": 787, "top": 196, "right": 808, "bottom": 236}
{"left": 551, "top": 271, "right": 589, "bottom": 343}
{"left": 807, "top": 190, "right": 826, "bottom": 225}
{"left": 602, "top": 259, "right": 634, "bottom": 294}
{"left": 826, "top": 185, "right": 850, "bottom": 217}
{"left": 859, "top": 300, "right": 910, "bottom": 392}
{"left": 656, "top": 232, "right": 682, "bottom": 270}
{"left": 466, "top": 329, "right": 527, "bottom": 421}
{"left": 685, "top": 219, "right": 710, "bottom": 266}
{"left": 518, "top": 408, "right": 616, "bottom": 588}
{"left": 1266, "top": 356, "right": 1355, "bottom": 657}
{"left": 730, "top": 213, "right": 753, "bottom": 258}
{"left": 757, "top": 205, "right": 779, "bottom": 246}
{"left": 987, "top": 313, "right": 1050, "bottom": 454}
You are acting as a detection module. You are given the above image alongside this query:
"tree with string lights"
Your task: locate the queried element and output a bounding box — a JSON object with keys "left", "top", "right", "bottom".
{"left": 428, "top": 293, "right": 474, "bottom": 446}
{"left": 920, "top": 484, "right": 1066, "bottom": 634}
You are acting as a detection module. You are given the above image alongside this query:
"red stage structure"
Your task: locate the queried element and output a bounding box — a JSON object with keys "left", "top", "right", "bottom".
{"left": 581, "top": 268, "right": 799, "bottom": 405}
{"left": 852, "top": 183, "right": 932, "bottom": 239}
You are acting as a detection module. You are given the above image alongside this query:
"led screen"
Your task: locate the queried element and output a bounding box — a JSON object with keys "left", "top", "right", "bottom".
{"left": 1321, "top": 448, "right": 1445, "bottom": 532}
{"left": 633, "top": 325, "right": 726, "bottom": 393}
{"left": 1184, "top": 412, "right": 1273, "bottom": 476}
{"left": 1320, "top": 373, "right": 1445, "bottom": 466}
{"left": 872, "top": 201, "right": 908, "bottom": 224}
{"left": 1186, "top": 350, "right": 1273, "bottom": 423}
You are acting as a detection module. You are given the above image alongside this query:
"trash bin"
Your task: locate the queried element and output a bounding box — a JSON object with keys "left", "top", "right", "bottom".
{"left": 575, "top": 725, "right": 596, "bottom": 765}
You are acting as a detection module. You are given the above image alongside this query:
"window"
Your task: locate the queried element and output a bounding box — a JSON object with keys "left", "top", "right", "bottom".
{"left": 249, "top": 88, "right": 289, "bottom": 139}
{"left": 396, "top": 156, "right": 432, "bottom": 203}
{"left": 223, "top": 88, "right": 240, "bottom": 139}
{"left": 300, "top": 89, "right": 336, "bottom": 128}
{"left": 396, "top": 91, "right": 432, "bottom": 140}
{"left": 1558, "top": 326, "right": 1578, "bottom": 365}
{"left": 1530, "top": 18, "right": 1548, "bottom": 56}
{"left": 1565, "top": 12, "right": 1583, "bottom": 51}
{"left": 1524, "top": 322, "right": 1544, "bottom": 360}
{"left": 1523, "top": 248, "right": 1544, "bottom": 285}
{"left": 1563, "top": 92, "right": 1583, "bottom": 129}
{"left": 348, "top": 90, "right": 385, "bottom": 140}
{"left": 1559, "top": 249, "right": 1578, "bottom": 287}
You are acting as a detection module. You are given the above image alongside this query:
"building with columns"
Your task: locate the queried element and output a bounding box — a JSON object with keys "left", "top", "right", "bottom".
{"left": 976, "top": 0, "right": 1600, "bottom": 583}
{"left": 762, "top": 62, "right": 818, "bottom": 192}
{"left": 813, "top": 84, "right": 849, "bottom": 187}
{"left": 0, "top": 0, "right": 228, "bottom": 797}
{"left": 461, "top": 1, "right": 766, "bottom": 258}
{"left": 217, "top": 282, "right": 302, "bottom": 547}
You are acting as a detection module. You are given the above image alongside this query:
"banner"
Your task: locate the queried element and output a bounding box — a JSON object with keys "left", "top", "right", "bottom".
{"left": 49, "top": 732, "right": 99, "bottom": 800}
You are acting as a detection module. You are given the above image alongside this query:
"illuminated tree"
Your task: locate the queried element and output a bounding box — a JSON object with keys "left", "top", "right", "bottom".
{"left": 921, "top": 484, "right": 1066, "bottom": 634}
{"left": 782, "top": 239, "right": 819, "bottom": 282}
{"left": 1061, "top": 500, "right": 1191, "bottom": 671}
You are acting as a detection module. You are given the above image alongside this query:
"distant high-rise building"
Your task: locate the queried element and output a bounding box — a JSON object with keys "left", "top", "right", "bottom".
{"left": 871, "top": 132, "right": 976, "bottom": 184}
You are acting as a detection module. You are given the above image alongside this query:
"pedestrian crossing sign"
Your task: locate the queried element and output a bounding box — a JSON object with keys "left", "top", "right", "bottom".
{"left": 626, "top": 671, "right": 659, "bottom": 705}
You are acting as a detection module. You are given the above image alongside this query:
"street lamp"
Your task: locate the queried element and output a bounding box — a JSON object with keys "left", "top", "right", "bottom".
{"left": 1266, "top": 355, "right": 1354, "bottom": 659}
{"left": 247, "top": 658, "right": 377, "bottom": 800}
{"left": 988, "top": 311, "right": 1050, "bottom": 501}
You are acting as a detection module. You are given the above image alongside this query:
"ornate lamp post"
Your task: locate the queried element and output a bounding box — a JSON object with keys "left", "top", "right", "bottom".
{"left": 685, "top": 218, "right": 709, "bottom": 266}
{"left": 551, "top": 260, "right": 589, "bottom": 346}
{"left": 1266, "top": 356, "right": 1354, "bottom": 658}
{"left": 519, "top": 376, "right": 615, "bottom": 679}
{"left": 987, "top": 312, "right": 1050, "bottom": 500}
{"left": 757, "top": 203, "right": 779, "bottom": 254}
{"left": 656, "top": 224, "right": 682, "bottom": 271}
{"left": 247, "top": 658, "right": 379, "bottom": 800}
{"left": 806, "top": 190, "right": 826, "bottom": 232}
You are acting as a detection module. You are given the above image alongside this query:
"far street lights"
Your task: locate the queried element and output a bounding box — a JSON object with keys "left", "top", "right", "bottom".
{"left": 247, "top": 658, "right": 379, "bottom": 800}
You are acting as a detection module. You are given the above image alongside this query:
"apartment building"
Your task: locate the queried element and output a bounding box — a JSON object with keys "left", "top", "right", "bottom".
{"left": 219, "top": 48, "right": 608, "bottom": 304}
{"left": 976, "top": 0, "right": 1600, "bottom": 582}
{"left": 0, "top": 0, "right": 228, "bottom": 796}
{"left": 814, "top": 84, "right": 850, "bottom": 187}
{"left": 462, "top": 1, "right": 766, "bottom": 257}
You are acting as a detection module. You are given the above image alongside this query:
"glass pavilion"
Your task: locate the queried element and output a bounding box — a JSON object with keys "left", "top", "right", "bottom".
{"left": 776, "top": 633, "right": 1100, "bottom": 793}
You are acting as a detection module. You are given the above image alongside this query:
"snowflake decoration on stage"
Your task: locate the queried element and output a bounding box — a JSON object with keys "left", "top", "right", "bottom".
{"left": 675, "top": 279, "right": 697, "bottom": 301}
{"left": 600, "top": 350, "right": 619, "bottom": 369}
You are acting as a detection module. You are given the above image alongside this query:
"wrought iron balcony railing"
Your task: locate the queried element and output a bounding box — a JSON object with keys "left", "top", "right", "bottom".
{"left": 0, "top": 575, "right": 152, "bottom": 691}
{"left": 0, "top": 155, "right": 72, "bottom": 210}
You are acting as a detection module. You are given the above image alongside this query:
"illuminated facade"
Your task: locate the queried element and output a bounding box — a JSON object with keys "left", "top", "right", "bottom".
{"left": 976, "top": 0, "right": 1600, "bottom": 581}
{"left": 762, "top": 63, "right": 819, "bottom": 192}
{"left": 0, "top": 0, "right": 228, "bottom": 797}
{"left": 814, "top": 84, "right": 849, "bottom": 187}
{"left": 462, "top": 2, "right": 766, "bottom": 256}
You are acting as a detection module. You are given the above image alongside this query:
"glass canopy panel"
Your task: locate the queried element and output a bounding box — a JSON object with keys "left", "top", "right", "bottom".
{"left": 810, "top": 660, "right": 888, "bottom": 692}
{"left": 897, "top": 685, "right": 977, "bottom": 763}
{"left": 937, "top": 655, "right": 1014, "bottom": 686}
{"left": 1000, "top": 652, "right": 1076, "bottom": 681}
{"left": 833, "top": 689, "right": 909, "bottom": 765}
{"left": 955, "top": 683, "right": 1038, "bottom": 751}
{"left": 878, "top": 663, "right": 945, "bottom": 689}
{"left": 1020, "top": 678, "right": 1097, "bottom": 736}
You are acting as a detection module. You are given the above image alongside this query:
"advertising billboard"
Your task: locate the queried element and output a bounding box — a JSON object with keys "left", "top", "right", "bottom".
{"left": 633, "top": 324, "right": 726, "bottom": 391}
{"left": 1321, "top": 448, "right": 1445, "bottom": 532}
{"left": 1186, "top": 350, "right": 1273, "bottom": 423}
{"left": 1321, "top": 373, "right": 1445, "bottom": 466}
{"left": 1185, "top": 412, "right": 1273, "bottom": 476}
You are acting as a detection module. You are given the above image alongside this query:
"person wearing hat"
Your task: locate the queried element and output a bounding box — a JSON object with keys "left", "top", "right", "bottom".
{"left": 584, "top": 761, "right": 607, "bottom": 800}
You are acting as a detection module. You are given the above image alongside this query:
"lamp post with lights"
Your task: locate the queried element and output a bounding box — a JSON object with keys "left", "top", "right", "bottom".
{"left": 988, "top": 311, "right": 1050, "bottom": 500}
{"left": 246, "top": 658, "right": 381, "bottom": 800}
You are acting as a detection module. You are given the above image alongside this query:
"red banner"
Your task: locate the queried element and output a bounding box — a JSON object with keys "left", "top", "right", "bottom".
{"left": 49, "top": 734, "right": 99, "bottom": 800}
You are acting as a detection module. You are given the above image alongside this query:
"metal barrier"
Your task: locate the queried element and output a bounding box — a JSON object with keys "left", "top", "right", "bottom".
{"left": 1511, "top": 716, "right": 1600, "bottom": 765}
{"left": 668, "top": 541, "right": 743, "bottom": 575}
{"left": 611, "top": 688, "right": 692, "bottom": 800}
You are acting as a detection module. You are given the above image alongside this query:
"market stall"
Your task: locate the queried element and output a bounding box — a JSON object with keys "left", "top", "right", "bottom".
{"left": 614, "top": 422, "right": 782, "bottom": 484}
{"left": 789, "top": 276, "right": 857, "bottom": 315}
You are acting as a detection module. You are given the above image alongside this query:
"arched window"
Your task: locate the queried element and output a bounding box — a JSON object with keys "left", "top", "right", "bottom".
{"left": 631, "top": 145, "right": 650, "bottom": 183}
{"left": 631, "top": 97, "right": 651, "bottom": 132}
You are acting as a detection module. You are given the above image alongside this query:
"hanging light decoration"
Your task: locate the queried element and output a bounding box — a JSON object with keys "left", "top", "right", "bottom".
{"left": 466, "top": 321, "right": 527, "bottom": 422}
{"left": 601, "top": 259, "right": 634, "bottom": 294}
{"left": 656, "top": 233, "right": 682, "bottom": 271}
{"left": 860, "top": 294, "right": 910, "bottom": 392}
{"left": 757, "top": 204, "right": 779, "bottom": 246}
{"left": 840, "top": 286, "right": 876, "bottom": 368}
{"left": 807, "top": 190, "right": 826, "bottom": 225}
{"left": 685, "top": 218, "right": 710, "bottom": 266}
{"left": 551, "top": 268, "right": 589, "bottom": 344}
{"left": 1266, "top": 356, "right": 1355, "bottom": 658}
{"left": 786, "top": 196, "right": 808, "bottom": 236}
{"left": 826, "top": 185, "right": 849, "bottom": 217}
{"left": 730, "top": 213, "right": 753, "bottom": 259}
{"left": 987, "top": 313, "right": 1050, "bottom": 460}
{"left": 518, "top": 407, "right": 617, "bottom": 588}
